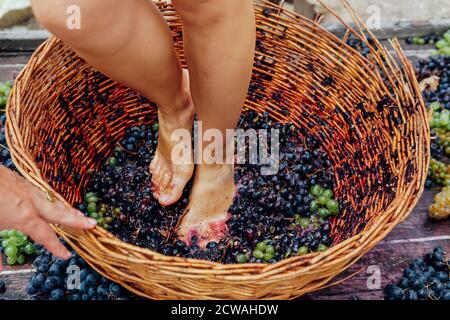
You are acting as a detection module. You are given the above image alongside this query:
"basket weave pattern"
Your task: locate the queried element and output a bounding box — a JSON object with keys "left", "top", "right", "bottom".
{"left": 5, "top": 1, "right": 429, "bottom": 299}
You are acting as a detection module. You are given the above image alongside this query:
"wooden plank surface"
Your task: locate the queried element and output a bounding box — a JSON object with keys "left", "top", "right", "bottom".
{"left": 0, "top": 31, "right": 49, "bottom": 53}
{"left": 0, "top": 46, "right": 448, "bottom": 301}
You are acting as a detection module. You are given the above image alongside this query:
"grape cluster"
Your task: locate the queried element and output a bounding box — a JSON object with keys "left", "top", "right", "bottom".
{"left": 234, "top": 184, "right": 338, "bottom": 262}
{"left": 417, "top": 55, "right": 450, "bottom": 111}
{"left": 430, "top": 130, "right": 444, "bottom": 160}
{"left": 0, "top": 115, "right": 15, "bottom": 171}
{"left": 0, "top": 230, "right": 37, "bottom": 266}
{"left": 414, "top": 37, "right": 450, "bottom": 216}
{"left": 0, "top": 82, "right": 11, "bottom": 110}
{"left": 407, "top": 30, "right": 450, "bottom": 56}
{"left": 431, "top": 102, "right": 450, "bottom": 130}
{"left": 79, "top": 191, "right": 115, "bottom": 230}
{"left": 249, "top": 240, "right": 278, "bottom": 263}
{"left": 406, "top": 34, "right": 442, "bottom": 46}
{"left": 80, "top": 109, "right": 338, "bottom": 264}
{"left": 429, "top": 102, "right": 450, "bottom": 158}
{"left": 345, "top": 37, "right": 371, "bottom": 56}
{"left": 384, "top": 247, "right": 450, "bottom": 300}
{"left": 429, "top": 186, "right": 450, "bottom": 220}
{"left": 309, "top": 185, "right": 339, "bottom": 217}
{"left": 428, "top": 158, "right": 450, "bottom": 187}
{"left": 434, "top": 128, "right": 450, "bottom": 157}
{"left": 28, "top": 244, "right": 136, "bottom": 300}
{"left": 0, "top": 84, "right": 15, "bottom": 171}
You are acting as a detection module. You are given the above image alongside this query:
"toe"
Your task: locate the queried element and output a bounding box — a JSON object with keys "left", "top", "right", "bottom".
{"left": 160, "top": 171, "right": 173, "bottom": 190}
{"left": 158, "top": 188, "right": 183, "bottom": 207}
{"left": 150, "top": 152, "right": 159, "bottom": 172}
{"left": 152, "top": 163, "right": 164, "bottom": 185}
{"left": 158, "top": 175, "right": 190, "bottom": 207}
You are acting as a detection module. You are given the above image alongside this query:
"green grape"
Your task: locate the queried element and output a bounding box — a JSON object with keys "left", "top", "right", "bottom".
{"left": 298, "top": 218, "right": 310, "bottom": 228}
{"left": 440, "top": 112, "right": 450, "bottom": 126}
{"left": 252, "top": 250, "right": 264, "bottom": 259}
{"left": 317, "top": 196, "right": 328, "bottom": 205}
{"left": 17, "top": 254, "right": 26, "bottom": 265}
{"left": 318, "top": 208, "right": 330, "bottom": 218}
{"left": 263, "top": 253, "right": 273, "bottom": 262}
{"left": 0, "top": 230, "right": 9, "bottom": 238}
{"left": 7, "top": 230, "right": 18, "bottom": 237}
{"left": 429, "top": 186, "right": 450, "bottom": 220}
{"left": 297, "top": 246, "right": 309, "bottom": 256}
{"left": 89, "top": 212, "right": 99, "bottom": 220}
{"left": 87, "top": 202, "right": 97, "bottom": 214}
{"left": 84, "top": 192, "right": 96, "bottom": 202}
{"left": 436, "top": 39, "right": 448, "bottom": 49}
{"left": 23, "top": 243, "right": 35, "bottom": 255}
{"left": 430, "top": 101, "right": 442, "bottom": 111}
{"left": 4, "top": 245, "right": 18, "bottom": 257}
{"left": 86, "top": 195, "right": 98, "bottom": 204}
{"left": 0, "top": 228, "right": 37, "bottom": 265}
{"left": 7, "top": 256, "right": 17, "bottom": 265}
{"left": 429, "top": 158, "right": 450, "bottom": 186}
{"left": 309, "top": 200, "right": 319, "bottom": 212}
{"left": 431, "top": 117, "right": 439, "bottom": 128}
{"left": 444, "top": 32, "right": 450, "bottom": 43}
{"left": 8, "top": 236, "right": 26, "bottom": 247}
{"left": 255, "top": 242, "right": 266, "bottom": 252}
{"left": 2, "top": 238, "right": 20, "bottom": 247}
{"left": 310, "top": 185, "right": 322, "bottom": 196}
{"left": 236, "top": 254, "right": 248, "bottom": 263}
{"left": 440, "top": 46, "right": 450, "bottom": 56}
{"left": 105, "top": 217, "right": 113, "bottom": 223}
{"left": 265, "top": 245, "right": 275, "bottom": 255}
{"left": 108, "top": 157, "right": 117, "bottom": 167}
{"left": 326, "top": 199, "right": 340, "bottom": 214}
{"left": 412, "top": 37, "right": 425, "bottom": 45}
{"left": 321, "top": 189, "right": 333, "bottom": 199}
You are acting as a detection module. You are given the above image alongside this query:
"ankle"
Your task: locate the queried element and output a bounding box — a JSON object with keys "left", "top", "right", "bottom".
{"left": 159, "top": 91, "right": 192, "bottom": 119}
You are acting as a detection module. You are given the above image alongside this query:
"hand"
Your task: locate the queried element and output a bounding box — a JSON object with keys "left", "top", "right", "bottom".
{"left": 0, "top": 166, "right": 97, "bottom": 259}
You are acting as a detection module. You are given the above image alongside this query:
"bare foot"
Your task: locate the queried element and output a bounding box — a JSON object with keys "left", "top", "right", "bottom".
{"left": 177, "top": 164, "right": 236, "bottom": 248}
{"left": 150, "top": 70, "right": 195, "bottom": 206}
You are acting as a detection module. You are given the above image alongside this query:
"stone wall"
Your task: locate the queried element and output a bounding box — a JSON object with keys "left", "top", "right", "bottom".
{"left": 0, "top": 0, "right": 32, "bottom": 28}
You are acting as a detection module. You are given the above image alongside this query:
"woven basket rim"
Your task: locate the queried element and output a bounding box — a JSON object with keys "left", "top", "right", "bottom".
{"left": 4, "top": 0, "right": 430, "bottom": 296}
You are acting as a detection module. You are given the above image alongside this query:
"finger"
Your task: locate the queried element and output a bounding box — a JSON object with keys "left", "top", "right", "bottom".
{"left": 31, "top": 193, "right": 97, "bottom": 229}
{"left": 23, "top": 218, "right": 71, "bottom": 260}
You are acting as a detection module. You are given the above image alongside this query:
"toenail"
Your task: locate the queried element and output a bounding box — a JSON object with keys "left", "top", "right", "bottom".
{"left": 160, "top": 194, "right": 170, "bottom": 202}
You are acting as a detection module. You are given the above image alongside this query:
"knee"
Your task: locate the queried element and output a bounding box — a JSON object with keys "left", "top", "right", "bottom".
{"left": 31, "top": 0, "right": 82, "bottom": 43}
{"left": 31, "top": 0, "right": 130, "bottom": 50}
{"left": 173, "top": 0, "right": 237, "bottom": 28}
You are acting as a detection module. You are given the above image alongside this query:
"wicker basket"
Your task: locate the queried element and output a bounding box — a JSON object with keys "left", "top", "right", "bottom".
{"left": 5, "top": 0, "right": 429, "bottom": 299}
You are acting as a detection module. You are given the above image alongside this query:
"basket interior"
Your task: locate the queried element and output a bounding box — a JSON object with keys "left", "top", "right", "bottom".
{"left": 10, "top": 3, "right": 426, "bottom": 249}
